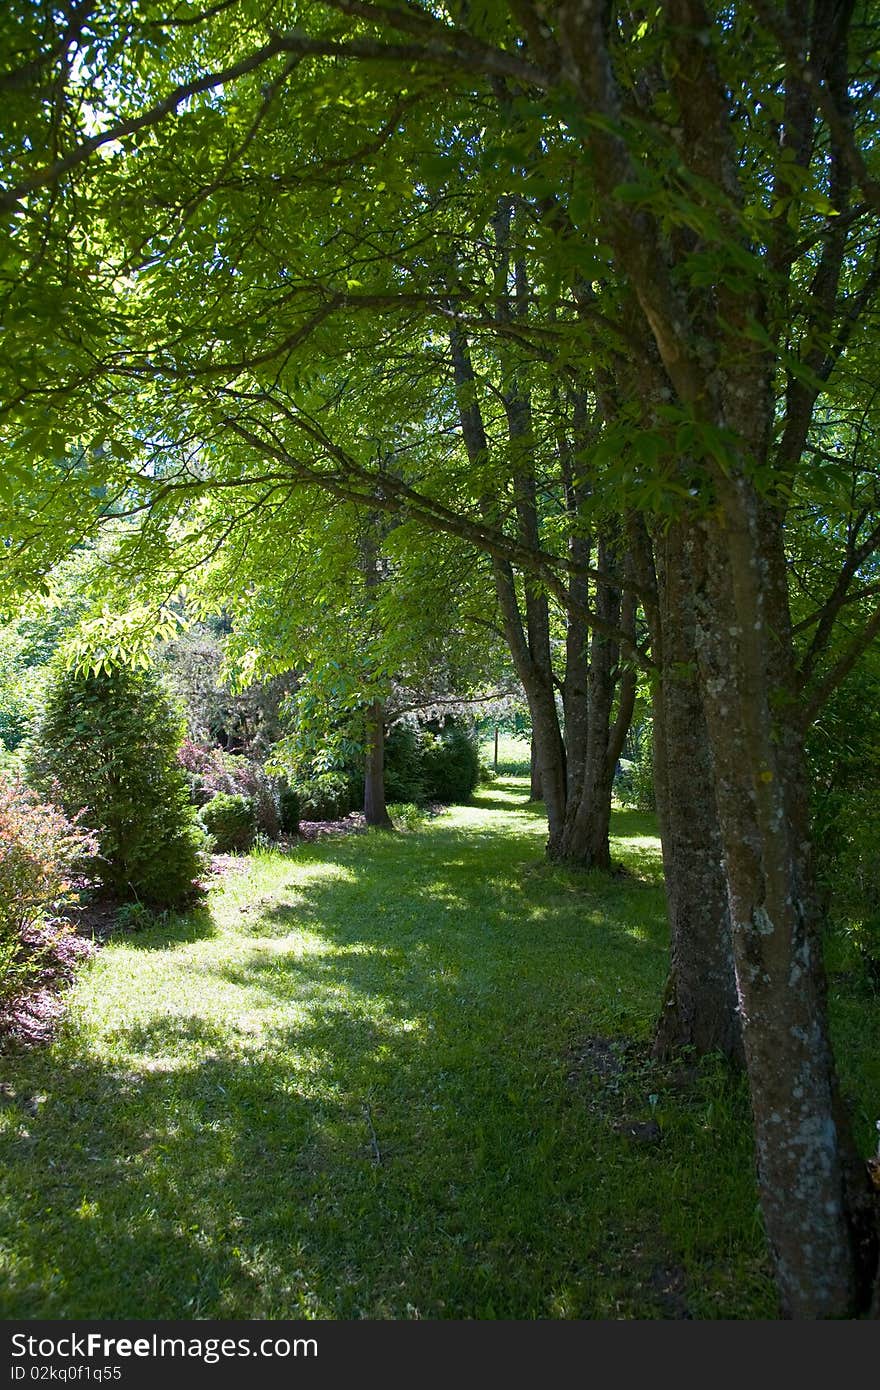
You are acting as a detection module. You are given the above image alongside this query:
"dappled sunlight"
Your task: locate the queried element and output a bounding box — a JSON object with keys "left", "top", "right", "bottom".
{"left": 0, "top": 783, "right": 777, "bottom": 1319}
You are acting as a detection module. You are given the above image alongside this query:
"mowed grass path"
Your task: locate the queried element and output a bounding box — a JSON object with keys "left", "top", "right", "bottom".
{"left": 0, "top": 781, "right": 778, "bottom": 1318}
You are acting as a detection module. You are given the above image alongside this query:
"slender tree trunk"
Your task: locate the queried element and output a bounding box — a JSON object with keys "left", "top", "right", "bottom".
{"left": 650, "top": 522, "right": 742, "bottom": 1062}
{"left": 363, "top": 698, "right": 393, "bottom": 829}
{"left": 529, "top": 736, "right": 542, "bottom": 801}
{"left": 555, "top": 538, "right": 636, "bottom": 868}
{"left": 448, "top": 317, "right": 568, "bottom": 849}
{"left": 558, "top": 389, "right": 592, "bottom": 813}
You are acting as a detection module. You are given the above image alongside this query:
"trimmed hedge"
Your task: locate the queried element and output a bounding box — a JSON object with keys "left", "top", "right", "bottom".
{"left": 199, "top": 793, "right": 257, "bottom": 853}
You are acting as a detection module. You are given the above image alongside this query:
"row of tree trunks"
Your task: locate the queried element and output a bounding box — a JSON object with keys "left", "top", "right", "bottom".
{"left": 447, "top": 317, "right": 634, "bottom": 868}
{"left": 553, "top": 0, "right": 880, "bottom": 1309}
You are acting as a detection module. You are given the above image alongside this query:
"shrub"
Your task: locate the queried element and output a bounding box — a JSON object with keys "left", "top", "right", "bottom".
{"left": 816, "top": 787, "right": 880, "bottom": 985}
{"left": 199, "top": 793, "right": 257, "bottom": 852}
{"left": 384, "top": 724, "right": 426, "bottom": 804}
{"left": 177, "top": 739, "right": 280, "bottom": 837}
{"left": 279, "top": 786, "right": 300, "bottom": 834}
{"left": 0, "top": 776, "right": 96, "bottom": 1007}
{"left": 387, "top": 802, "right": 427, "bottom": 831}
{"left": 384, "top": 719, "right": 480, "bottom": 806}
{"left": 616, "top": 720, "right": 655, "bottom": 811}
{"left": 478, "top": 757, "right": 496, "bottom": 785}
{"left": 808, "top": 667, "right": 880, "bottom": 984}
{"left": 113, "top": 901, "right": 160, "bottom": 934}
{"left": 28, "top": 664, "right": 207, "bottom": 908}
{"left": 294, "top": 771, "right": 352, "bottom": 820}
{"left": 420, "top": 722, "right": 481, "bottom": 803}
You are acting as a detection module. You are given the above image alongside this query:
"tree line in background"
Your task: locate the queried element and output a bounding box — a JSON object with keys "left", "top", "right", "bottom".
{"left": 2, "top": 0, "right": 880, "bottom": 1315}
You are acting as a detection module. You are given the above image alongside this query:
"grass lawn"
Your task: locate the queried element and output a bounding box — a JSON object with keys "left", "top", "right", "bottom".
{"left": 1, "top": 778, "right": 874, "bottom": 1319}
{"left": 479, "top": 735, "right": 531, "bottom": 776}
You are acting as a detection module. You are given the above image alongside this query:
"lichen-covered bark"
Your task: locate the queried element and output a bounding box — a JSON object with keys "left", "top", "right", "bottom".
{"left": 556, "top": 534, "right": 636, "bottom": 869}
{"left": 363, "top": 698, "right": 392, "bottom": 829}
{"left": 650, "top": 522, "right": 741, "bottom": 1063}
{"left": 528, "top": 736, "right": 542, "bottom": 801}
{"left": 695, "top": 491, "right": 876, "bottom": 1316}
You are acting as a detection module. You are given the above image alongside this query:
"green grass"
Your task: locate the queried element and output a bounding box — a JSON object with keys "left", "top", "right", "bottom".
{"left": 0, "top": 779, "right": 819, "bottom": 1319}
{"left": 480, "top": 735, "right": 532, "bottom": 777}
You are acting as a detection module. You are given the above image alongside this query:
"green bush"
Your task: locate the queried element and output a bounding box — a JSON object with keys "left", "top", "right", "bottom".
{"left": 808, "top": 663, "right": 880, "bottom": 982}
{"left": 178, "top": 739, "right": 280, "bottom": 836}
{"left": 420, "top": 723, "right": 481, "bottom": 803}
{"left": 616, "top": 720, "right": 655, "bottom": 811}
{"left": 817, "top": 788, "right": 880, "bottom": 984}
{"left": 199, "top": 793, "right": 257, "bottom": 852}
{"left": 113, "top": 901, "right": 160, "bottom": 934}
{"left": 294, "top": 772, "right": 352, "bottom": 820}
{"left": 384, "top": 724, "right": 426, "bottom": 804}
{"left": 385, "top": 719, "right": 480, "bottom": 806}
{"left": 28, "top": 664, "right": 207, "bottom": 908}
{"left": 278, "top": 786, "right": 300, "bottom": 834}
{"left": 387, "top": 802, "right": 427, "bottom": 831}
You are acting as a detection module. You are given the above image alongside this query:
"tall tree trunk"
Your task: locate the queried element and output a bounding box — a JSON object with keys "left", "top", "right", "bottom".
{"left": 555, "top": 537, "right": 636, "bottom": 868}
{"left": 695, "top": 487, "right": 877, "bottom": 1316}
{"left": 558, "top": 388, "right": 592, "bottom": 814}
{"left": 363, "top": 698, "right": 393, "bottom": 829}
{"left": 529, "top": 735, "right": 542, "bottom": 801}
{"left": 650, "top": 522, "right": 742, "bottom": 1062}
{"left": 448, "top": 318, "right": 568, "bottom": 850}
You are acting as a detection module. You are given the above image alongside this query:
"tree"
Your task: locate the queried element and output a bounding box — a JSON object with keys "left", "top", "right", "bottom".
{"left": 28, "top": 662, "right": 206, "bottom": 907}
{"left": 3, "top": 0, "right": 880, "bottom": 1314}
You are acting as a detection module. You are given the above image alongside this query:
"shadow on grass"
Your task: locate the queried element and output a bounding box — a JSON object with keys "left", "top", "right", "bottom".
{"left": 469, "top": 792, "right": 548, "bottom": 816}
{"left": 114, "top": 906, "right": 219, "bottom": 952}
{"left": 0, "top": 787, "right": 776, "bottom": 1320}
{"left": 609, "top": 807, "right": 662, "bottom": 839}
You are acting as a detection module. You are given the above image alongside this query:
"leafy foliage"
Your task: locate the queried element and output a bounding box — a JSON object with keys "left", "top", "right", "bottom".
{"left": 28, "top": 664, "right": 207, "bottom": 908}
{"left": 177, "top": 739, "right": 280, "bottom": 837}
{"left": 384, "top": 724, "right": 426, "bottom": 805}
{"left": 293, "top": 772, "right": 353, "bottom": 821}
{"left": 0, "top": 627, "right": 44, "bottom": 754}
{"left": 198, "top": 793, "right": 257, "bottom": 854}
{"left": 278, "top": 786, "right": 300, "bottom": 835}
{"left": 162, "top": 626, "right": 294, "bottom": 757}
{"left": 0, "top": 776, "right": 96, "bottom": 1007}
{"left": 809, "top": 662, "right": 880, "bottom": 980}
{"left": 386, "top": 719, "right": 481, "bottom": 806}
{"left": 617, "top": 722, "right": 656, "bottom": 813}
{"left": 386, "top": 801, "right": 428, "bottom": 831}
{"left": 420, "top": 723, "right": 481, "bottom": 804}
{"left": 2, "top": 0, "right": 880, "bottom": 1316}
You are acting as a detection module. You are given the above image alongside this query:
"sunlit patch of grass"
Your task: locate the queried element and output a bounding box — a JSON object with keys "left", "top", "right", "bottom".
{"left": 480, "top": 736, "right": 532, "bottom": 776}
{"left": 4, "top": 781, "right": 861, "bottom": 1319}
